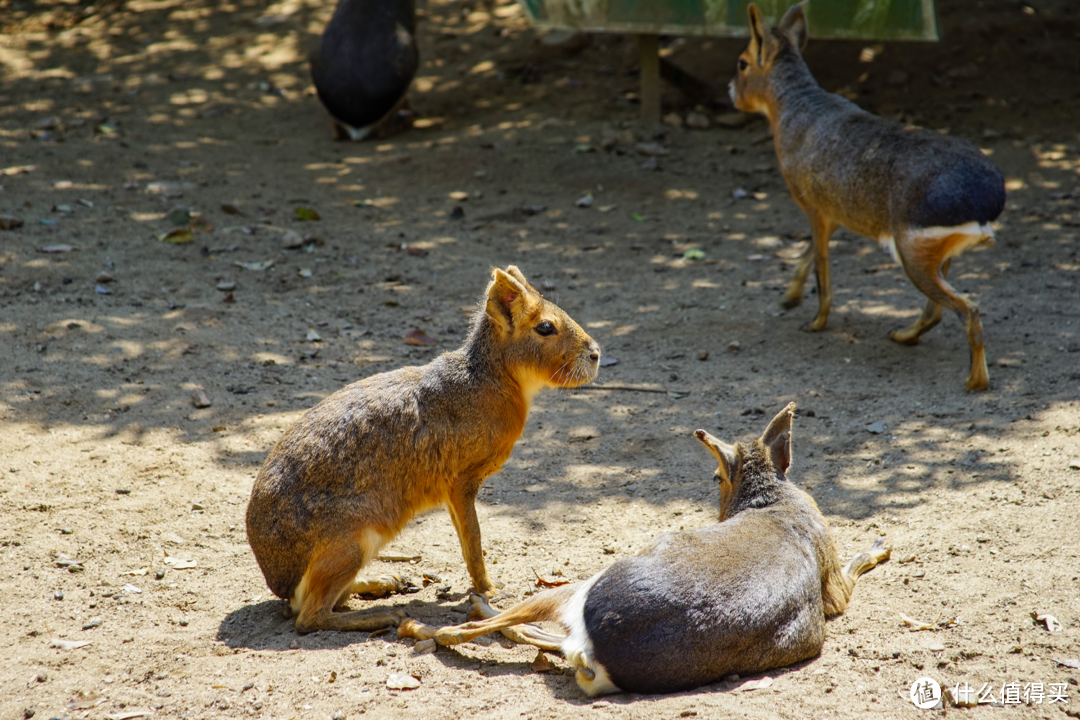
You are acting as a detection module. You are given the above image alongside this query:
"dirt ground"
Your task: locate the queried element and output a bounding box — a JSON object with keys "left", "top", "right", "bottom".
{"left": 2, "top": 0, "right": 1079, "bottom": 718}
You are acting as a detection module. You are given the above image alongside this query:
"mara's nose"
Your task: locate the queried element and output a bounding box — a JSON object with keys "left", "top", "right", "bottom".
{"left": 589, "top": 342, "right": 601, "bottom": 363}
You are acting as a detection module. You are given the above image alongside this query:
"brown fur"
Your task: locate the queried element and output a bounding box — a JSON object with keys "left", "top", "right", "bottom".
{"left": 246, "top": 266, "right": 600, "bottom": 633}
{"left": 400, "top": 404, "right": 891, "bottom": 696}
{"left": 730, "top": 3, "right": 1006, "bottom": 392}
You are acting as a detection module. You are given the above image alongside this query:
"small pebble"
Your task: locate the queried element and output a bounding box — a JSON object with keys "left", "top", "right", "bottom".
{"left": 386, "top": 673, "right": 421, "bottom": 690}
{"left": 685, "top": 112, "right": 710, "bottom": 129}
{"left": 53, "top": 591, "right": 63, "bottom": 601}
{"left": 24, "top": 709, "right": 35, "bottom": 719}
{"left": 83, "top": 617, "right": 102, "bottom": 629}
{"left": 726, "top": 340, "right": 741, "bottom": 352}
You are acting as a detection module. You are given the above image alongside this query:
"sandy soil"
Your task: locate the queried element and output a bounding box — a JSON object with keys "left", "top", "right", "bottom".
{"left": 1, "top": 0, "right": 1079, "bottom": 718}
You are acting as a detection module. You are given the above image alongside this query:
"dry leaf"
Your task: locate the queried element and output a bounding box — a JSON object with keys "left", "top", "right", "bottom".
{"left": 295, "top": 206, "right": 320, "bottom": 221}
{"left": 535, "top": 576, "right": 571, "bottom": 589}
{"left": 107, "top": 710, "right": 155, "bottom": 720}
{"left": 899, "top": 612, "right": 939, "bottom": 631}
{"left": 530, "top": 650, "right": 552, "bottom": 673}
{"left": 156, "top": 229, "right": 194, "bottom": 245}
{"left": 67, "top": 691, "right": 105, "bottom": 709}
{"left": 51, "top": 638, "right": 91, "bottom": 650}
{"left": 234, "top": 259, "right": 275, "bottom": 271}
{"left": 1053, "top": 658, "right": 1080, "bottom": 669}
{"left": 735, "top": 677, "right": 773, "bottom": 691}
{"left": 404, "top": 329, "right": 437, "bottom": 346}
{"left": 189, "top": 217, "right": 214, "bottom": 233}
{"left": 1031, "top": 611, "right": 1063, "bottom": 632}
{"left": 162, "top": 557, "right": 197, "bottom": 569}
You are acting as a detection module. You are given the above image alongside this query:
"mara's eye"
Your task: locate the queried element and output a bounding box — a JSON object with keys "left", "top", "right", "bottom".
{"left": 738, "top": 58, "right": 749, "bottom": 72}
{"left": 535, "top": 321, "right": 557, "bottom": 337}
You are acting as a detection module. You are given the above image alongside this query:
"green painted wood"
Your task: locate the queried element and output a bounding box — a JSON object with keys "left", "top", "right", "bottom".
{"left": 518, "top": 0, "right": 938, "bottom": 41}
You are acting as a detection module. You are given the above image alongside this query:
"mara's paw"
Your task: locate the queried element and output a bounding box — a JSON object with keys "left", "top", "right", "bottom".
{"left": 433, "top": 626, "right": 472, "bottom": 646}
{"left": 466, "top": 593, "right": 499, "bottom": 621}
{"left": 965, "top": 371, "right": 989, "bottom": 393}
{"left": 472, "top": 577, "right": 506, "bottom": 602}
{"left": 888, "top": 327, "right": 922, "bottom": 346}
{"left": 397, "top": 616, "right": 435, "bottom": 640}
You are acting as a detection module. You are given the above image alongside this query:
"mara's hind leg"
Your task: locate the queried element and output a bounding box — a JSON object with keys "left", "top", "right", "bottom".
{"left": 801, "top": 210, "right": 840, "bottom": 332}
{"left": 781, "top": 244, "right": 814, "bottom": 310}
{"left": 398, "top": 585, "right": 577, "bottom": 649}
{"left": 823, "top": 536, "right": 891, "bottom": 618}
{"left": 890, "top": 259, "right": 948, "bottom": 345}
{"left": 293, "top": 538, "right": 405, "bottom": 634}
{"left": 464, "top": 594, "right": 568, "bottom": 651}
{"left": 896, "top": 232, "right": 990, "bottom": 392}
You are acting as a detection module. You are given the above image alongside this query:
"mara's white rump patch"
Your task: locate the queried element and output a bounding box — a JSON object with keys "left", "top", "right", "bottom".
{"left": 559, "top": 572, "right": 619, "bottom": 696}
{"left": 877, "top": 222, "right": 995, "bottom": 265}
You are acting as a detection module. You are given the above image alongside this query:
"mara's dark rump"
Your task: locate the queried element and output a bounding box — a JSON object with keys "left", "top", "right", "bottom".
{"left": 911, "top": 160, "right": 1006, "bottom": 229}
{"left": 582, "top": 505, "right": 825, "bottom": 694}
{"left": 310, "top": 0, "right": 417, "bottom": 130}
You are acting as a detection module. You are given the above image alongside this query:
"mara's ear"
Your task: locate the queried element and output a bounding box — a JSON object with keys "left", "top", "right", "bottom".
{"left": 746, "top": 3, "right": 767, "bottom": 65}
{"left": 778, "top": 1, "right": 809, "bottom": 51}
{"left": 760, "top": 402, "right": 795, "bottom": 474}
{"left": 503, "top": 265, "right": 539, "bottom": 295}
{"left": 695, "top": 429, "right": 740, "bottom": 485}
{"left": 485, "top": 267, "right": 532, "bottom": 332}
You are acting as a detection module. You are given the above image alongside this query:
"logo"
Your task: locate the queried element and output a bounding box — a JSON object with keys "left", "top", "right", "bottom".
{"left": 910, "top": 677, "right": 942, "bottom": 709}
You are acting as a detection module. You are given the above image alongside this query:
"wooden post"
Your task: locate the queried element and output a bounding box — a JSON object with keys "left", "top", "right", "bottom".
{"left": 637, "top": 33, "right": 660, "bottom": 128}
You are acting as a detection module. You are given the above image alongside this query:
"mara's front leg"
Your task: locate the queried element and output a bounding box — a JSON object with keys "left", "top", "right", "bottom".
{"left": 445, "top": 481, "right": 501, "bottom": 597}
{"left": 803, "top": 210, "right": 840, "bottom": 332}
